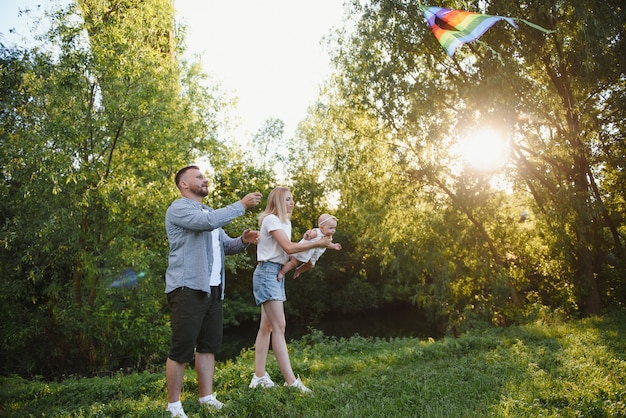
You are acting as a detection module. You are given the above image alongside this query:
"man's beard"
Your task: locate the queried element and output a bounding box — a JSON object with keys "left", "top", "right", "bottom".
{"left": 190, "top": 184, "right": 208, "bottom": 198}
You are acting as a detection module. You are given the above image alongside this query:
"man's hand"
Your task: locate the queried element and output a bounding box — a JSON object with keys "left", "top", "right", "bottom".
{"left": 241, "top": 229, "right": 260, "bottom": 245}
{"left": 241, "top": 192, "right": 262, "bottom": 209}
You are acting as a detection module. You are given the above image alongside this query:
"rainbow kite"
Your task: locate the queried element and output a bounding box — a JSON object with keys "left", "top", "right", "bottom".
{"left": 420, "top": 6, "right": 555, "bottom": 57}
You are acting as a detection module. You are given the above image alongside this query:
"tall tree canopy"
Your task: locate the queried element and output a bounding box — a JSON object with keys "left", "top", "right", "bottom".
{"left": 0, "top": 0, "right": 244, "bottom": 377}
{"left": 297, "top": 0, "right": 625, "bottom": 330}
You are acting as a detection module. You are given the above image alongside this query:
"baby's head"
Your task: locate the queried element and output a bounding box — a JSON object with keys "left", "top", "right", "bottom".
{"left": 318, "top": 214, "right": 338, "bottom": 236}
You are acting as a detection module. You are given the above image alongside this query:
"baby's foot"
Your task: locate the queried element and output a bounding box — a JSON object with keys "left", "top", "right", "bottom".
{"left": 277, "top": 270, "right": 286, "bottom": 281}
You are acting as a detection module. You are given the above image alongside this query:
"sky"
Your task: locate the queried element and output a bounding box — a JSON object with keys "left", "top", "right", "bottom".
{"left": 175, "top": 1, "right": 346, "bottom": 139}
{"left": 0, "top": 0, "right": 347, "bottom": 139}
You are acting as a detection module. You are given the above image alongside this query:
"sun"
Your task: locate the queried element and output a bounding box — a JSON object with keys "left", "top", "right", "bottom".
{"left": 452, "top": 128, "right": 510, "bottom": 171}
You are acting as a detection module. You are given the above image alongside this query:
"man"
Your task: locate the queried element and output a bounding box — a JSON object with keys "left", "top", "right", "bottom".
{"left": 164, "top": 165, "right": 262, "bottom": 418}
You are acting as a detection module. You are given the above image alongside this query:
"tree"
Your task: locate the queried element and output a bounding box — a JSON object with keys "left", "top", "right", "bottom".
{"left": 0, "top": 0, "right": 232, "bottom": 377}
{"left": 303, "top": 0, "right": 625, "bottom": 330}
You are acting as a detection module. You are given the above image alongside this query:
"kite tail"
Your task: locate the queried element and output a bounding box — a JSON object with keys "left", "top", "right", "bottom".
{"left": 513, "top": 18, "right": 556, "bottom": 34}
{"left": 475, "top": 40, "right": 505, "bottom": 64}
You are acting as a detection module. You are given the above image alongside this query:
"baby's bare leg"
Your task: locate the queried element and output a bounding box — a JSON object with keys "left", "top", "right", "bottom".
{"left": 278, "top": 257, "right": 299, "bottom": 281}
{"left": 293, "top": 261, "right": 314, "bottom": 279}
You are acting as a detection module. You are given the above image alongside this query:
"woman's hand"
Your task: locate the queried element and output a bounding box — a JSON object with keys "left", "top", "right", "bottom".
{"left": 317, "top": 235, "right": 333, "bottom": 247}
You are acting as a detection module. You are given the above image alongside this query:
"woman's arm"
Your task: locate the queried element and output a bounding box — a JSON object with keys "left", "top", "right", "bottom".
{"left": 271, "top": 229, "right": 332, "bottom": 254}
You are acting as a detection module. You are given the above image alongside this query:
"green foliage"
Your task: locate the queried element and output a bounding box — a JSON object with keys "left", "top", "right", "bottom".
{"left": 222, "top": 297, "right": 259, "bottom": 327}
{"left": 2, "top": 310, "right": 624, "bottom": 417}
{"left": 291, "top": 0, "right": 626, "bottom": 333}
{"left": 0, "top": 0, "right": 239, "bottom": 378}
{"left": 2, "top": 0, "right": 625, "bottom": 384}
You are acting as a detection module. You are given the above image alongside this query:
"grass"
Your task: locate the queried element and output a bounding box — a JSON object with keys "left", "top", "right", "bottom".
{"left": 1, "top": 310, "right": 625, "bottom": 417}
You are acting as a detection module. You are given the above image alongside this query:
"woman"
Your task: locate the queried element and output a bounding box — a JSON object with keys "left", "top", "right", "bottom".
{"left": 249, "top": 187, "right": 332, "bottom": 393}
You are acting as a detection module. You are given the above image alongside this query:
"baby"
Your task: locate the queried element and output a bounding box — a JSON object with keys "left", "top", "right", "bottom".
{"left": 277, "top": 213, "right": 342, "bottom": 280}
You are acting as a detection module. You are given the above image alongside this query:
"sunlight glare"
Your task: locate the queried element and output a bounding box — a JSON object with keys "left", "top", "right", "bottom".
{"left": 453, "top": 128, "right": 510, "bottom": 171}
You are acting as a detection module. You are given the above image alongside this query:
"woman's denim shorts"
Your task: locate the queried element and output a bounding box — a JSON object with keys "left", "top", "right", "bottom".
{"left": 253, "top": 261, "right": 286, "bottom": 305}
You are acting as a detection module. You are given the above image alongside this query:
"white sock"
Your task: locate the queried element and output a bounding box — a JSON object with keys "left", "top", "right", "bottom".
{"left": 167, "top": 400, "right": 182, "bottom": 410}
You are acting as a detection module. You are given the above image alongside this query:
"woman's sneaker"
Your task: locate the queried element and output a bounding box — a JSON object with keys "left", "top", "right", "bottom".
{"left": 249, "top": 372, "right": 275, "bottom": 388}
{"left": 285, "top": 376, "right": 312, "bottom": 393}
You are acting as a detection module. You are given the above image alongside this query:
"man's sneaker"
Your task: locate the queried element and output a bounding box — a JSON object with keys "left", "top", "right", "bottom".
{"left": 285, "top": 376, "right": 312, "bottom": 393}
{"left": 199, "top": 393, "right": 224, "bottom": 410}
{"left": 166, "top": 404, "right": 188, "bottom": 418}
{"left": 249, "top": 372, "right": 275, "bottom": 388}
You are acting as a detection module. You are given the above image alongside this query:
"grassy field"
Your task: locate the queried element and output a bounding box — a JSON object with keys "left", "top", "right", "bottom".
{"left": 2, "top": 310, "right": 625, "bottom": 417}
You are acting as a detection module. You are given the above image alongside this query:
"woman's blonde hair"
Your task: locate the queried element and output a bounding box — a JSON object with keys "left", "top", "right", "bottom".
{"left": 258, "top": 186, "right": 292, "bottom": 226}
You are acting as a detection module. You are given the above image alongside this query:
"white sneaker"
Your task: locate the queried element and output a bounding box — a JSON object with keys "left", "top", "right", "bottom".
{"left": 249, "top": 371, "right": 275, "bottom": 388}
{"left": 199, "top": 393, "right": 224, "bottom": 410}
{"left": 166, "top": 404, "right": 188, "bottom": 418}
{"left": 285, "top": 376, "right": 312, "bottom": 393}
